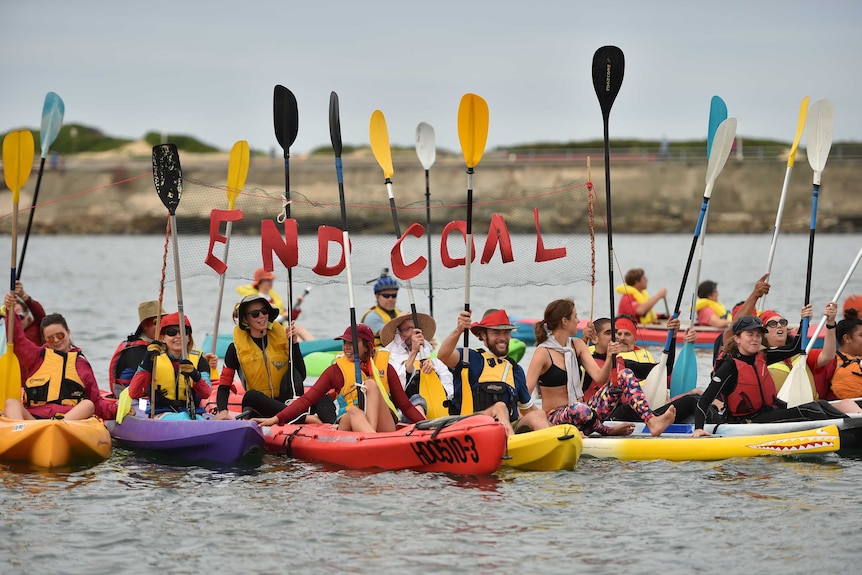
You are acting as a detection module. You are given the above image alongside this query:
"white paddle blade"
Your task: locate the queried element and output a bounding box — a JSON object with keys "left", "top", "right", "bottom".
{"left": 776, "top": 357, "right": 815, "bottom": 407}
{"left": 641, "top": 352, "right": 669, "bottom": 409}
{"left": 805, "top": 99, "right": 835, "bottom": 183}
{"left": 704, "top": 117, "right": 737, "bottom": 189}
{"left": 415, "top": 122, "right": 436, "bottom": 170}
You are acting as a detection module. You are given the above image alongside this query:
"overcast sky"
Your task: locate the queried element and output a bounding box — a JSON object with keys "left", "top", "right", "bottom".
{"left": 2, "top": 0, "right": 860, "bottom": 154}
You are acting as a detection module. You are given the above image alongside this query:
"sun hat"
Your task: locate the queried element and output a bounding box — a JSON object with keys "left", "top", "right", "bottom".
{"left": 236, "top": 294, "right": 279, "bottom": 328}
{"left": 731, "top": 315, "right": 768, "bottom": 334}
{"left": 334, "top": 324, "right": 375, "bottom": 345}
{"left": 252, "top": 268, "right": 276, "bottom": 288}
{"left": 136, "top": 301, "right": 167, "bottom": 335}
{"left": 470, "top": 309, "right": 516, "bottom": 336}
{"left": 379, "top": 312, "right": 436, "bottom": 347}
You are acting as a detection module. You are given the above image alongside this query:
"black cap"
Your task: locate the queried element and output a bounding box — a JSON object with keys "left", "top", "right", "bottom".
{"left": 731, "top": 315, "right": 767, "bottom": 334}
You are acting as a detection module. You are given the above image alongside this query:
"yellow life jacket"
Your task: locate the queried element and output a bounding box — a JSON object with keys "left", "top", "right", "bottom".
{"left": 615, "top": 284, "right": 657, "bottom": 324}
{"left": 406, "top": 358, "right": 449, "bottom": 419}
{"left": 831, "top": 351, "right": 862, "bottom": 400}
{"left": 619, "top": 348, "right": 655, "bottom": 363}
{"left": 335, "top": 350, "right": 396, "bottom": 415}
{"left": 233, "top": 325, "right": 290, "bottom": 398}
{"left": 153, "top": 349, "right": 203, "bottom": 402}
{"left": 767, "top": 355, "right": 817, "bottom": 399}
{"left": 461, "top": 348, "right": 518, "bottom": 421}
{"left": 24, "top": 349, "right": 86, "bottom": 407}
{"left": 235, "top": 284, "right": 285, "bottom": 316}
{"left": 361, "top": 305, "right": 400, "bottom": 346}
{"left": 695, "top": 298, "right": 731, "bottom": 321}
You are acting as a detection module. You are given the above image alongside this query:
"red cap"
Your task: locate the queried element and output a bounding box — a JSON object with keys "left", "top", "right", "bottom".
{"left": 335, "top": 324, "right": 375, "bottom": 345}
{"left": 253, "top": 268, "right": 276, "bottom": 286}
{"left": 614, "top": 316, "right": 637, "bottom": 335}
{"left": 160, "top": 312, "right": 191, "bottom": 330}
{"left": 759, "top": 310, "right": 781, "bottom": 325}
{"left": 844, "top": 294, "right": 862, "bottom": 316}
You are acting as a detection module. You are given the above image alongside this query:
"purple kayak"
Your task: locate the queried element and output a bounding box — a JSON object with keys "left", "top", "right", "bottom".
{"left": 106, "top": 415, "right": 264, "bottom": 463}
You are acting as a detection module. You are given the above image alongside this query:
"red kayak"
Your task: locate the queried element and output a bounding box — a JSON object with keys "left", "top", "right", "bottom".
{"left": 263, "top": 414, "right": 507, "bottom": 474}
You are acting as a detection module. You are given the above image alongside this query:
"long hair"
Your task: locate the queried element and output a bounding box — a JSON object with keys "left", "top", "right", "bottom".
{"left": 534, "top": 298, "right": 575, "bottom": 345}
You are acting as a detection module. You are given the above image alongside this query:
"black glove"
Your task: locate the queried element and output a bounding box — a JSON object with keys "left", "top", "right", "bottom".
{"left": 179, "top": 359, "right": 201, "bottom": 382}
{"left": 140, "top": 341, "right": 166, "bottom": 371}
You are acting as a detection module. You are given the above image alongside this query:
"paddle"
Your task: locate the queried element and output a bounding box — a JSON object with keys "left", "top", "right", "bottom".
{"left": 760, "top": 97, "right": 809, "bottom": 312}
{"left": 329, "top": 91, "right": 364, "bottom": 402}
{"left": 780, "top": 244, "right": 862, "bottom": 407}
{"left": 587, "top": 156, "right": 596, "bottom": 321}
{"left": 116, "top": 387, "right": 132, "bottom": 424}
{"left": 799, "top": 98, "right": 835, "bottom": 352}
{"left": 278, "top": 285, "right": 311, "bottom": 324}
{"left": 670, "top": 97, "right": 728, "bottom": 398}
{"left": 456, "top": 93, "right": 489, "bottom": 416}
{"left": 210, "top": 140, "right": 250, "bottom": 358}
{"left": 152, "top": 143, "right": 194, "bottom": 419}
{"left": 1, "top": 129, "right": 35, "bottom": 405}
{"left": 273, "top": 85, "right": 301, "bottom": 393}
{"left": 415, "top": 122, "right": 436, "bottom": 317}
{"left": 18, "top": 92, "right": 64, "bottom": 279}
{"left": 370, "top": 110, "right": 447, "bottom": 418}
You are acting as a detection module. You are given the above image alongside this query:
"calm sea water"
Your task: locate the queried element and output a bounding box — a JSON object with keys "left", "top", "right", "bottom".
{"left": 2, "top": 233, "right": 861, "bottom": 573}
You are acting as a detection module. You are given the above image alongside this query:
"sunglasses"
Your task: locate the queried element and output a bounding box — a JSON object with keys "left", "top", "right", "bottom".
{"left": 246, "top": 308, "right": 269, "bottom": 319}
{"left": 378, "top": 293, "right": 398, "bottom": 299}
{"left": 765, "top": 319, "right": 789, "bottom": 328}
{"left": 162, "top": 326, "right": 191, "bottom": 337}
{"left": 44, "top": 332, "right": 66, "bottom": 344}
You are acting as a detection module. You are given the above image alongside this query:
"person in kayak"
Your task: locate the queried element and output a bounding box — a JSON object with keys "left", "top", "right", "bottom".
{"left": 361, "top": 269, "right": 400, "bottom": 346}
{"left": 831, "top": 310, "right": 862, "bottom": 400}
{"left": 214, "top": 294, "right": 331, "bottom": 423}
{"left": 128, "top": 312, "right": 215, "bottom": 419}
{"left": 696, "top": 280, "right": 733, "bottom": 328}
{"left": 253, "top": 324, "right": 425, "bottom": 432}
{"left": 3, "top": 292, "right": 118, "bottom": 421}
{"left": 437, "top": 308, "right": 551, "bottom": 436}
{"left": 0, "top": 281, "right": 46, "bottom": 347}
{"left": 692, "top": 315, "right": 862, "bottom": 437}
{"left": 107, "top": 300, "right": 168, "bottom": 398}
{"left": 616, "top": 268, "right": 667, "bottom": 324}
{"left": 526, "top": 300, "right": 677, "bottom": 436}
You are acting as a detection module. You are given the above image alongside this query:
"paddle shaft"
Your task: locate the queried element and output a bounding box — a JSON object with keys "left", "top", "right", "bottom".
{"left": 425, "top": 169, "right": 433, "bottom": 317}
{"left": 806, "top": 244, "right": 862, "bottom": 354}
{"left": 17, "top": 157, "right": 47, "bottom": 280}
{"left": 800, "top": 183, "right": 820, "bottom": 349}
{"left": 463, "top": 169, "right": 474, "bottom": 348}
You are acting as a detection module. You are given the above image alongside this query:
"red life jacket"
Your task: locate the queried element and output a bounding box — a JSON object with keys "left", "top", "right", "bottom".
{"left": 725, "top": 353, "right": 777, "bottom": 418}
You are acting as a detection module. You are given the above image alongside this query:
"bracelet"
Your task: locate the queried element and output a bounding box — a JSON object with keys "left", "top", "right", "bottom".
{"left": 825, "top": 324, "right": 836, "bottom": 330}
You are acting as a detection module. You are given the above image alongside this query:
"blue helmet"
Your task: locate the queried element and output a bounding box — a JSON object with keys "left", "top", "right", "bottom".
{"left": 374, "top": 275, "right": 399, "bottom": 294}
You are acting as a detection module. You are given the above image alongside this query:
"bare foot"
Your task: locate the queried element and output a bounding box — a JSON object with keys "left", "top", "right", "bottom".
{"left": 646, "top": 405, "right": 676, "bottom": 436}
{"left": 214, "top": 410, "right": 235, "bottom": 421}
{"left": 608, "top": 423, "right": 635, "bottom": 436}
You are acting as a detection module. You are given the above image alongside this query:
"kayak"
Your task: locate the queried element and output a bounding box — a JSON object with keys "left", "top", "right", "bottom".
{"left": 502, "top": 424, "right": 582, "bottom": 471}
{"left": 201, "top": 333, "right": 341, "bottom": 358}
{"left": 581, "top": 425, "right": 840, "bottom": 461}
{"left": 0, "top": 416, "right": 112, "bottom": 468}
{"left": 105, "top": 414, "right": 264, "bottom": 463}
{"left": 263, "top": 414, "right": 507, "bottom": 474}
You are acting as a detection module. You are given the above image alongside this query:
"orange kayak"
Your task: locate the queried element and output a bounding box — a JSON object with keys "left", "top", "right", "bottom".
{"left": 0, "top": 416, "right": 111, "bottom": 468}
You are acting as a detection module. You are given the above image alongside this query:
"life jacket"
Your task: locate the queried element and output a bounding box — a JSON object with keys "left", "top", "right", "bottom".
{"left": 334, "top": 351, "right": 396, "bottom": 418}
{"left": 404, "top": 358, "right": 449, "bottom": 419}
{"left": 361, "top": 305, "right": 400, "bottom": 346}
{"left": 831, "top": 351, "right": 862, "bottom": 399}
{"left": 460, "top": 348, "right": 519, "bottom": 423}
{"left": 236, "top": 284, "right": 285, "bottom": 316}
{"left": 696, "top": 299, "right": 731, "bottom": 322}
{"left": 725, "top": 353, "right": 777, "bottom": 418}
{"left": 24, "top": 349, "right": 86, "bottom": 407}
{"left": 767, "top": 355, "right": 817, "bottom": 399}
{"left": 619, "top": 347, "right": 655, "bottom": 364}
{"left": 152, "top": 349, "right": 204, "bottom": 410}
{"left": 615, "top": 284, "right": 657, "bottom": 324}
{"left": 108, "top": 337, "right": 149, "bottom": 390}
{"left": 233, "top": 325, "right": 290, "bottom": 398}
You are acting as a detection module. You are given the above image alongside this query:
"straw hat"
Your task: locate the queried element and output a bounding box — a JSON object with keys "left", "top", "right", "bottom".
{"left": 379, "top": 312, "right": 437, "bottom": 347}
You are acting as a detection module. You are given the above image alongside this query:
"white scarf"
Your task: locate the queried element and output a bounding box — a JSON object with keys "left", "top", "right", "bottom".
{"left": 538, "top": 333, "right": 583, "bottom": 404}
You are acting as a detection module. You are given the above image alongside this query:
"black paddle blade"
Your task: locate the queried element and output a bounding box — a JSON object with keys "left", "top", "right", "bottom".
{"left": 592, "top": 46, "right": 625, "bottom": 119}
{"left": 273, "top": 85, "right": 299, "bottom": 152}
{"left": 329, "top": 91, "right": 343, "bottom": 157}
{"left": 152, "top": 144, "right": 182, "bottom": 215}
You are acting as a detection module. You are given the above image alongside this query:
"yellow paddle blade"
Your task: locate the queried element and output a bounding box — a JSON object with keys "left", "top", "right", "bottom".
{"left": 369, "top": 110, "right": 394, "bottom": 178}
{"left": 459, "top": 366, "right": 474, "bottom": 415}
{"left": 2, "top": 129, "right": 35, "bottom": 203}
{"left": 226, "top": 140, "right": 250, "bottom": 210}
{"left": 787, "top": 96, "right": 809, "bottom": 168}
{"left": 0, "top": 343, "right": 22, "bottom": 404}
{"left": 457, "top": 93, "right": 489, "bottom": 168}
{"left": 115, "top": 387, "right": 132, "bottom": 424}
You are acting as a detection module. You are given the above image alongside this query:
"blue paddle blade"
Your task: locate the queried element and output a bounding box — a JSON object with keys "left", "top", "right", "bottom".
{"left": 40, "top": 92, "right": 65, "bottom": 157}
{"left": 707, "top": 96, "right": 727, "bottom": 159}
{"left": 669, "top": 341, "right": 698, "bottom": 397}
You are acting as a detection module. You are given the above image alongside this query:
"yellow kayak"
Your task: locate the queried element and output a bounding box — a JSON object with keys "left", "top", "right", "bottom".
{"left": 581, "top": 425, "right": 840, "bottom": 461}
{"left": 0, "top": 416, "right": 112, "bottom": 468}
{"left": 502, "top": 424, "right": 582, "bottom": 471}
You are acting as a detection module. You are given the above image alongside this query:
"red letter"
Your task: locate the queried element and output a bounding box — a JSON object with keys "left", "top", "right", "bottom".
{"left": 312, "top": 225, "right": 347, "bottom": 276}
{"left": 534, "top": 208, "right": 566, "bottom": 262}
{"left": 440, "top": 220, "right": 475, "bottom": 269}
{"left": 205, "top": 209, "right": 243, "bottom": 275}
{"left": 391, "top": 222, "right": 427, "bottom": 280}
{"left": 261, "top": 218, "right": 299, "bottom": 271}
{"left": 480, "top": 214, "right": 514, "bottom": 264}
